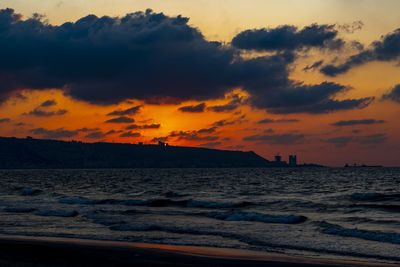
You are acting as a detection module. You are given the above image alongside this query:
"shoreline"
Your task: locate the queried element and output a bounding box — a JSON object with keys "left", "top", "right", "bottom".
{"left": 0, "top": 235, "right": 397, "bottom": 267}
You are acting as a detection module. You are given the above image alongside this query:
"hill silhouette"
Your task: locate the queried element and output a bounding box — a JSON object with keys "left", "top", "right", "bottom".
{"left": 0, "top": 137, "right": 272, "bottom": 169}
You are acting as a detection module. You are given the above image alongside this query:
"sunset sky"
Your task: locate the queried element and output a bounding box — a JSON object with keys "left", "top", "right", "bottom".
{"left": 0, "top": 0, "right": 400, "bottom": 166}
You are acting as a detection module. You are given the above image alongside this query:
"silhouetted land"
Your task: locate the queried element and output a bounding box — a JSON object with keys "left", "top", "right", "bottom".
{"left": 0, "top": 137, "right": 321, "bottom": 169}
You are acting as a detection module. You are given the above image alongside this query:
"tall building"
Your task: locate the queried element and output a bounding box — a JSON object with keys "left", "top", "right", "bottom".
{"left": 289, "top": 155, "right": 297, "bottom": 166}
{"left": 275, "top": 155, "right": 281, "bottom": 162}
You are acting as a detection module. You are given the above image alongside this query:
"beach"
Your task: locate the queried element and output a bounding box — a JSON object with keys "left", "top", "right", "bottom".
{"left": 0, "top": 235, "right": 398, "bottom": 267}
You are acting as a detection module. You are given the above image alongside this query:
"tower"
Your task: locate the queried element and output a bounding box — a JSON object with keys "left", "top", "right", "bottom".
{"left": 289, "top": 155, "right": 297, "bottom": 166}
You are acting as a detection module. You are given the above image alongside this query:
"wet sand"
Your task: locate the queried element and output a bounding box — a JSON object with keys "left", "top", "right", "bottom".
{"left": 0, "top": 235, "right": 397, "bottom": 267}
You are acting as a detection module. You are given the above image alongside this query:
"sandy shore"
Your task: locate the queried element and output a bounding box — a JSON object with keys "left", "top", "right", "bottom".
{"left": 0, "top": 235, "right": 397, "bottom": 267}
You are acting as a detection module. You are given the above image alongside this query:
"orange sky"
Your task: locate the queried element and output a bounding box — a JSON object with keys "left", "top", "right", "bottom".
{"left": 0, "top": 1, "right": 399, "bottom": 166}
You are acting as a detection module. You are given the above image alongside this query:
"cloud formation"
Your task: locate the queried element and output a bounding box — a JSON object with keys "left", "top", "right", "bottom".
{"left": 0, "top": 118, "right": 10, "bottom": 123}
{"left": 85, "top": 130, "right": 115, "bottom": 139}
{"left": 0, "top": 8, "right": 371, "bottom": 114}
{"left": 25, "top": 108, "right": 68, "bottom": 117}
{"left": 120, "top": 131, "right": 141, "bottom": 138}
{"left": 303, "top": 60, "right": 323, "bottom": 72}
{"left": 39, "top": 100, "right": 57, "bottom": 107}
{"left": 23, "top": 99, "right": 67, "bottom": 117}
{"left": 126, "top": 124, "right": 161, "bottom": 130}
{"left": 382, "top": 84, "right": 400, "bottom": 103}
{"left": 104, "top": 116, "right": 135, "bottom": 123}
{"left": 232, "top": 24, "right": 342, "bottom": 51}
{"left": 207, "top": 94, "right": 245, "bottom": 112}
{"left": 321, "top": 28, "right": 400, "bottom": 76}
{"left": 107, "top": 105, "right": 142, "bottom": 116}
{"left": 249, "top": 81, "right": 373, "bottom": 114}
{"left": 243, "top": 133, "right": 305, "bottom": 144}
{"left": 324, "top": 133, "right": 387, "bottom": 146}
{"left": 178, "top": 103, "right": 206, "bottom": 113}
{"left": 30, "top": 128, "right": 79, "bottom": 139}
{"left": 331, "top": 119, "right": 386, "bottom": 126}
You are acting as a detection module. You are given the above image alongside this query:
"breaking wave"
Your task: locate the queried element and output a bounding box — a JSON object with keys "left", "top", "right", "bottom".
{"left": 320, "top": 221, "right": 400, "bottom": 244}
{"left": 206, "top": 211, "right": 307, "bottom": 224}
{"left": 20, "top": 188, "right": 41, "bottom": 196}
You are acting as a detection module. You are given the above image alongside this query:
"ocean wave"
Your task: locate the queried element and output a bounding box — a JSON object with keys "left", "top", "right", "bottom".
{"left": 4, "top": 207, "right": 36, "bottom": 213}
{"left": 206, "top": 211, "right": 307, "bottom": 224}
{"left": 59, "top": 196, "right": 252, "bottom": 209}
{"left": 353, "top": 204, "right": 400, "bottom": 211}
{"left": 351, "top": 193, "right": 400, "bottom": 201}
{"left": 186, "top": 200, "right": 252, "bottom": 209}
{"left": 20, "top": 188, "right": 41, "bottom": 196}
{"left": 59, "top": 197, "right": 118, "bottom": 205}
{"left": 320, "top": 221, "right": 400, "bottom": 244}
{"left": 35, "top": 210, "right": 78, "bottom": 217}
{"left": 107, "top": 222, "right": 400, "bottom": 261}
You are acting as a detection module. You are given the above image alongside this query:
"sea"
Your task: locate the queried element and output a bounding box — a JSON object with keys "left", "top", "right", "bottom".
{"left": 0, "top": 168, "right": 400, "bottom": 264}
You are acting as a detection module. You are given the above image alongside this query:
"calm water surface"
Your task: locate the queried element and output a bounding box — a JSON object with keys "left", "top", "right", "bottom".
{"left": 0, "top": 168, "right": 399, "bottom": 264}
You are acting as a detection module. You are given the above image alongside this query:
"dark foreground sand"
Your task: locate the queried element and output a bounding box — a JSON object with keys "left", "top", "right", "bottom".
{"left": 0, "top": 235, "right": 397, "bottom": 267}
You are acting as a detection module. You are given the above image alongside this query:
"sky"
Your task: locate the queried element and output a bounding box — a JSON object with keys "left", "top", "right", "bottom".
{"left": 0, "top": 0, "right": 399, "bottom": 166}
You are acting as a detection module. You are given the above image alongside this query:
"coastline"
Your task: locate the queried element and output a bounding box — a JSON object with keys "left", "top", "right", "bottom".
{"left": 0, "top": 235, "right": 397, "bottom": 267}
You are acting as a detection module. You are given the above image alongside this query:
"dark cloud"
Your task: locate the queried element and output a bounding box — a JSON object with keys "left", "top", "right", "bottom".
{"left": 39, "top": 100, "right": 57, "bottom": 107}
{"left": 85, "top": 131, "right": 107, "bottom": 139}
{"left": 264, "top": 128, "right": 274, "bottom": 133}
{"left": 0, "top": 8, "right": 236, "bottom": 105}
{"left": 382, "top": 84, "right": 400, "bottom": 103}
{"left": 197, "top": 127, "right": 217, "bottom": 134}
{"left": 0, "top": 9, "right": 370, "bottom": 114}
{"left": 24, "top": 108, "right": 68, "bottom": 117}
{"left": 104, "top": 116, "right": 134, "bottom": 123}
{"left": 23, "top": 99, "right": 67, "bottom": 117}
{"left": 303, "top": 60, "right": 323, "bottom": 72}
{"left": 178, "top": 103, "right": 206, "bottom": 113}
{"left": 211, "top": 115, "right": 246, "bottom": 127}
{"left": 119, "top": 131, "right": 141, "bottom": 138}
{"left": 207, "top": 94, "right": 245, "bottom": 112}
{"left": 250, "top": 81, "right": 373, "bottom": 114}
{"left": 30, "top": 128, "right": 79, "bottom": 139}
{"left": 232, "top": 24, "right": 341, "bottom": 51}
{"left": 258, "top": 118, "right": 300, "bottom": 124}
{"left": 331, "top": 119, "right": 386, "bottom": 127}
{"left": 243, "top": 133, "right": 305, "bottom": 144}
{"left": 324, "top": 133, "right": 387, "bottom": 146}
{"left": 107, "top": 105, "right": 142, "bottom": 116}
{"left": 14, "top": 122, "right": 25, "bottom": 126}
{"left": 200, "top": 141, "right": 221, "bottom": 148}
{"left": 0, "top": 118, "right": 10, "bottom": 123}
{"left": 76, "top": 127, "right": 100, "bottom": 132}
{"left": 126, "top": 124, "right": 160, "bottom": 130}
{"left": 207, "top": 102, "right": 238, "bottom": 112}
{"left": 321, "top": 28, "right": 400, "bottom": 76}
{"left": 85, "top": 130, "right": 116, "bottom": 139}
{"left": 169, "top": 130, "right": 219, "bottom": 141}
{"left": 151, "top": 136, "right": 169, "bottom": 143}
{"left": 324, "top": 136, "right": 353, "bottom": 147}
{"left": 225, "top": 145, "right": 245, "bottom": 150}
{"left": 337, "top": 21, "right": 364, "bottom": 34}
{"left": 212, "top": 119, "right": 236, "bottom": 127}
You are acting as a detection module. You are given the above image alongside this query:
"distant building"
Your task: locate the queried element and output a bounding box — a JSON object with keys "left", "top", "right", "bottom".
{"left": 275, "top": 155, "right": 281, "bottom": 162}
{"left": 158, "top": 141, "right": 168, "bottom": 147}
{"left": 138, "top": 142, "right": 143, "bottom": 145}
{"left": 289, "top": 155, "right": 297, "bottom": 166}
